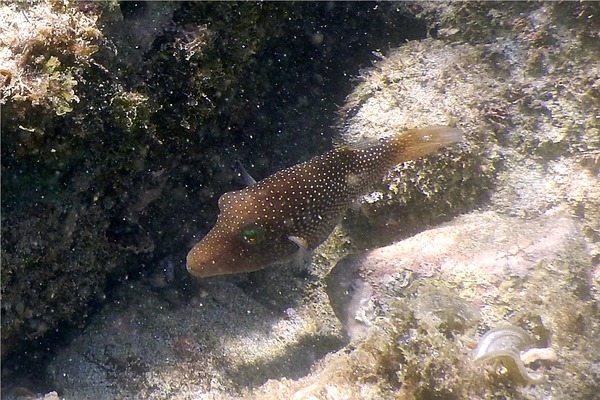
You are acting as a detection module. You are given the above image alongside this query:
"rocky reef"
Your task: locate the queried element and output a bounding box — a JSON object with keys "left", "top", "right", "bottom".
{"left": 2, "top": 1, "right": 599, "bottom": 399}
{"left": 2, "top": 0, "right": 420, "bottom": 368}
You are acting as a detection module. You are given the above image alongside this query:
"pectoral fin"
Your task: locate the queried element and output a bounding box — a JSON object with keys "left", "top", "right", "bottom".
{"left": 288, "top": 235, "right": 312, "bottom": 270}
{"left": 288, "top": 235, "right": 308, "bottom": 250}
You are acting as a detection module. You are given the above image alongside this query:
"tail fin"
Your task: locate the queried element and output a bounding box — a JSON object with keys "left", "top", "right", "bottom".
{"left": 391, "top": 126, "right": 462, "bottom": 163}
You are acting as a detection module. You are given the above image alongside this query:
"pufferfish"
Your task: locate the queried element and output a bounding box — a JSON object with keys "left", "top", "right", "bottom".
{"left": 187, "top": 126, "right": 462, "bottom": 278}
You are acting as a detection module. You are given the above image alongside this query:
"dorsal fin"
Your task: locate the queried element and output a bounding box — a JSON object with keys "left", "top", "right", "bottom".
{"left": 233, "top": 159, "right": 257, "bottom": 186}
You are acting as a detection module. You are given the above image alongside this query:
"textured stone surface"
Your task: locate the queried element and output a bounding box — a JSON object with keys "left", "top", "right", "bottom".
{"left": 328, "top": 210, "right": 585, "bottom": 338}
{"left": 3, "top": 1, "right": 599, "bottom": 399}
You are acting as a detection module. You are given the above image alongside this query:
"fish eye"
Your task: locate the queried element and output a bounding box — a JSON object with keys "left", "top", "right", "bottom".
{"left": 241, "top": 225, "right": 264, "bottom": 245}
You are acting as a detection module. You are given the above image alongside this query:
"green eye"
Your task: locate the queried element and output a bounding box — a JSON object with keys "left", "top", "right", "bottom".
{"left": 241, "top": 226, "right": 263, "bottom": 245}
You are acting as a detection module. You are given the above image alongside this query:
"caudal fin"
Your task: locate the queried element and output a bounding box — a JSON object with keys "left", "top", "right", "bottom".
{"left": 392, "top": 125, "right": 462, "bottom": 163}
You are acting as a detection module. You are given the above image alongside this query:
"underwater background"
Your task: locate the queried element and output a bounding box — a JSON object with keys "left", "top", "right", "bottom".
{"left": 1, "top": 1, "right": 599, "bottom": 399}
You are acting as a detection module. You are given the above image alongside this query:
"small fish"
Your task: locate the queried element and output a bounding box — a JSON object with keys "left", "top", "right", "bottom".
{"left": 187, "top": 126, "right": 462, "bottom": 278}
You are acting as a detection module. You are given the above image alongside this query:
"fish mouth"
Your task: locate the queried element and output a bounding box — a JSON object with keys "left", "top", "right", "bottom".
{"left": 187, "top": 251, "right": 268, "bottom": 278}
{"left": 186, "top": 259, "right": 211, "bottom": 278}
{"left": 186, "top": 258, "right": 231, "bottom": 278}
{"left": 186, "top": 251, "right": 227, "bottom": 278}
{"left": 186, "top": 231, "right": 236, "bottom": 277}
{"left": 186, "top": 245, "right": 255, "bottom": 278}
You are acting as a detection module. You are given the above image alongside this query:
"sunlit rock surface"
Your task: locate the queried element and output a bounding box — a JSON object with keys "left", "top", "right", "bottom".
{"left": 328, "top": 210, "right": 586, "bottom": 339}
{"left": 43, "top": 276, "right": 343, "bottom": 399}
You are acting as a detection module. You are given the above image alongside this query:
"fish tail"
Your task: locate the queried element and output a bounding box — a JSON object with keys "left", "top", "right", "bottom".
{"left": 390, "top": 126, "right": 462, "bottom": 163}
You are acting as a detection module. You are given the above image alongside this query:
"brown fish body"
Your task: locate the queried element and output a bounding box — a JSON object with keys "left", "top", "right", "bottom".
{"left": 187, "top": 126, "right": 462, "bottom": 278}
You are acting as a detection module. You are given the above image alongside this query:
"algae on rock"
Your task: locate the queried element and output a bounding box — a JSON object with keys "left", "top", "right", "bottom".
{"left": 3, "top": 1, "right": 599, "bottom": 400}
{"left": 5, "top": 0, "right": 401, "bottom": 367}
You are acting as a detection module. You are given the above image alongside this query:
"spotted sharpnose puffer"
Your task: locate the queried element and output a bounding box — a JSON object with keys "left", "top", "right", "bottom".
{"left": 187, "top": 126, "right": 462, "bottom": 278}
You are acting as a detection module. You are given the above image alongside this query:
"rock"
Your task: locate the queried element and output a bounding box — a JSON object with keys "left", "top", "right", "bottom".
{"left": 41, "top": 277, "right": 343, "bottom": 399}
{"left": 1, "top": 0, "right": 424, "bottom": 368}
{"left": 327, "top": 209, "right": 588, "bottom": 338}
{"left": 3, "top": 2, "right": 600, "bottom": 400}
